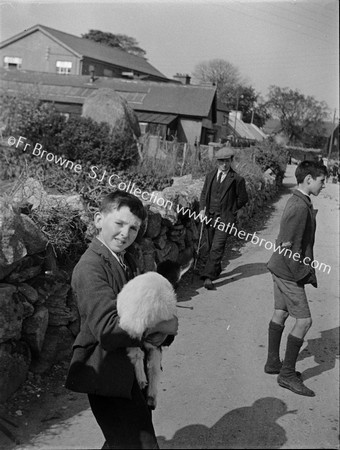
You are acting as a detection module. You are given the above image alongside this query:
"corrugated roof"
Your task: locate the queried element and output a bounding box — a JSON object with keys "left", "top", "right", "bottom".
{"left": 0, "top": 68, "right": 217, "bottom": 118}
{"left": 244, "top": 123, "right": 266, "bottom": 141}
{"left": 249, "top": 123, "right": 267, "bottom": 139}
{"left": 226, "top": 115, "right": 265, "bottom": 141}
{"left": 0, "top": 24, "right": 168, "bottom": 81}
{"left": 136, "top": 112, "right": 177, "bottom": 125}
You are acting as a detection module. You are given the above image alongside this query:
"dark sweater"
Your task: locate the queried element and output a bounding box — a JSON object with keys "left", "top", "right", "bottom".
{"left": 65, "top": 238, "right": 142, "bottom": 399}
{"left": 267, "top": 190, "right": 318, "bottom": 286}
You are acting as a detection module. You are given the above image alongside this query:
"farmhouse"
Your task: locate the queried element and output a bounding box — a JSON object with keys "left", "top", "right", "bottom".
{"left": 0, "top": 24, "right": 169, "bottom": 82}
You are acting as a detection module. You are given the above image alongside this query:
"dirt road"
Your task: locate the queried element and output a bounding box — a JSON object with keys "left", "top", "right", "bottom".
{"left": 1, "top": 164, "right": 339, "bottom": 449}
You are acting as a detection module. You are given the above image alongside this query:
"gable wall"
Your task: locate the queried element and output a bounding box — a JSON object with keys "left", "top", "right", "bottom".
{"left": 0, "top": 31, "right": 80, "bottom": 74}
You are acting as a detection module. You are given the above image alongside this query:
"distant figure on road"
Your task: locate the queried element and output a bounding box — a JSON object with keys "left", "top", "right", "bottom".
{"left": 198, "top": 145, "right": 248, "bottom": 290}
{"left": 265, "top": 160, "right": 327, "bottom": 397}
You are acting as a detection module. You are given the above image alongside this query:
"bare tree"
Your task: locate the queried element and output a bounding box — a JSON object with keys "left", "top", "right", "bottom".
{"left": 192, "top": 59, "right": 245, "bottom": 103}
{"left": 266, "top": 86, "right": 329, "bottom": 146}
{"left": 192, "top": 59, "right": 268, "bottom": 125}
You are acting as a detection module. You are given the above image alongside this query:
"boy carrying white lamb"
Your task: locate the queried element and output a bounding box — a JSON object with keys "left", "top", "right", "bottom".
{"left": 65, "top": 191, "right": 178, "bottom": 449}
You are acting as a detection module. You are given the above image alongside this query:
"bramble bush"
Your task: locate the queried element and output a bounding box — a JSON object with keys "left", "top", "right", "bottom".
{"left": 0, "top": 91, "right": 139, "bottom": 171}
{"left": 253, "top": 138, "right": 289, "bottom": 182}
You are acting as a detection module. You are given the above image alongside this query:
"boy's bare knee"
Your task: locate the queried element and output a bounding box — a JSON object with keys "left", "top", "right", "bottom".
{"left": 272, "top": 309, "right": 289, "bottom": 325}
{"left": 293, "top": 317, "right": 312, "bottom": 338}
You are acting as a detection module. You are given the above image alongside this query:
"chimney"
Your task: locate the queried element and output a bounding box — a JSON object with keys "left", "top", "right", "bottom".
{"left": 173, "top": 73, "right": 191, "bottom": 85}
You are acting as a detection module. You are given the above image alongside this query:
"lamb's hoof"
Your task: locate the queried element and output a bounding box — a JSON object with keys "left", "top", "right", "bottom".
{"left": 147, "top": 396, "right": 157, "bottom": 410}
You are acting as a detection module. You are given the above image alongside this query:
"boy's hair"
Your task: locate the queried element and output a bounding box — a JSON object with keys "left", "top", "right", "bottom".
{"left": 295, "top": 161, "right": 328, "bottom": 184}
{"left": 99, "top": 191, "right": 146, "bottom": 222}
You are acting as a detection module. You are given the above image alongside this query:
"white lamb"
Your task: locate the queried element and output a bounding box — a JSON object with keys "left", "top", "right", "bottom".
{"left": 117, "top": 259, "right": 192, "bottom": 410}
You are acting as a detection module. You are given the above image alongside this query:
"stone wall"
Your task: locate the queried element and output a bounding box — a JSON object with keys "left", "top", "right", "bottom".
{"left": 0, "top": 168, "right": 281, "bottom": 403}
{"left": 0, "top": 199, "right": 79, "bottom": 403}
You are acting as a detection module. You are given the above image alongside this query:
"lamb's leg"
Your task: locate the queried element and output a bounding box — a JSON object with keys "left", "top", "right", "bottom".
{"left": 127, "top": 347, "right": 148, "bottom": 390}
{"left": 145, "top": 346, "right": 162, "bottom": 410}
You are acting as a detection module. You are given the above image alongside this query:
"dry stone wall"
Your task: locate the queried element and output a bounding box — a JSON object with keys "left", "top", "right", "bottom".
{"left": 0, "top": 169, "right": 281, "bottom": 403}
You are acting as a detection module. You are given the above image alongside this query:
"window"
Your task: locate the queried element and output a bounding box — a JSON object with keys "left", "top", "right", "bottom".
{"left": 103, "top": 68, "right": 113, "bottom": 77}
{"left": 139, "top": 122, "right": 148, "bottom": 134}
{"left": 4, "top": 56, "right": 22, "bottom": 69}
{"left": 56, "top": 61, "right": 72, "bottom": 75}
{"left": 223, "top": 114, "right": 228, "bottom": 125}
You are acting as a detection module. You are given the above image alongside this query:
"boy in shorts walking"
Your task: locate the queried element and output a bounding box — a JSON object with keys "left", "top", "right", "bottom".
{"left": 265, "top": 161, "right": 327, "bottom": 397}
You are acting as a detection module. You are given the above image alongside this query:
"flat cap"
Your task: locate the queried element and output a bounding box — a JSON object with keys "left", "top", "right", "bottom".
{"left": 215, "top": 146, "right": 235, "bottom": 160}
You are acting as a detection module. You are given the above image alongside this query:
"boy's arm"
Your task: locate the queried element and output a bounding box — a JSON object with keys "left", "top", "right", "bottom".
{"left": 72, "top": 261, "right": 142, "bottom": 351}
{"left": 280, "top": 204, "right": 314, "bottom": 282}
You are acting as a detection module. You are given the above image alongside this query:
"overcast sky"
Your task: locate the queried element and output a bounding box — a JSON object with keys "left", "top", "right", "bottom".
{"left": 0, "top": 0, "right": 338, "bottom": 119}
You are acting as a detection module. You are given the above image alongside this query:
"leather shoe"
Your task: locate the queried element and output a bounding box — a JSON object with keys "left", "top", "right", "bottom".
{"left": 204, "top": 278, "right": 215, "bottom": 290}
{"left": 265, "top": 362, "right": 301, "bottom": 378}
{"left": 277, "top": 374, "right": 315, "bottom": 397}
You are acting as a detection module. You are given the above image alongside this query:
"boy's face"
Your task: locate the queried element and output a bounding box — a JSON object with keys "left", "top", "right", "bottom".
{"left": 307, "top": 174, "right": 326, "bottom": 196}
{"left": 94, "top": 206, "right": 142, "bottom": 253}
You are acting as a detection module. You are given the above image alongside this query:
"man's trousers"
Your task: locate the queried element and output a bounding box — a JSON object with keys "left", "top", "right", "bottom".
{"left": 200, "top": 213, "right": 229, "bottom": 280}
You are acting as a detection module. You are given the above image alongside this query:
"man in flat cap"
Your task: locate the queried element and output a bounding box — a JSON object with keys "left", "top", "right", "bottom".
{"left": 199, "top": 145, "right": 248, "bottom": 289}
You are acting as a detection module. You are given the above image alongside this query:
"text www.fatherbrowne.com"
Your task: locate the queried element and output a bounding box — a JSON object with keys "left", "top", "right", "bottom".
{"left": 176, "top": 205, "right": 331, "bottom": 275}
{"left": 7, "top": 135, "right": 331, "bottom": 275}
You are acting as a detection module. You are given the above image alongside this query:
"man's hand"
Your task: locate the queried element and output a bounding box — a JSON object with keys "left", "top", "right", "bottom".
{"left": 198, "top": 210, "right": 207, "bottom": 221}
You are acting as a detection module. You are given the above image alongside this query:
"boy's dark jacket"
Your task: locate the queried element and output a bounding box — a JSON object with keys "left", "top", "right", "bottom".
{"left": 267, "top": 189, "right": 318, "bottom": 287}
{"left": 199, "top": 167, "right": 248, "bottom": 224}
{"left": 65, "top": 238, "right": 147, "bottom": 399}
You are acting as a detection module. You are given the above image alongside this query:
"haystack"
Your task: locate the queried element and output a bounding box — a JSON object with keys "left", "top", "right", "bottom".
{"left": 82, "top": 88, "right": 141, "bottom": 138}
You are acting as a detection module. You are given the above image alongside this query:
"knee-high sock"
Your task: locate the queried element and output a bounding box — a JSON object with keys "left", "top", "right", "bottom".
{"left": 280, "top": 334, "right": 304, "bottom": 378}
{"left": 265, "top": 321, "right": 284, "bottom": 366}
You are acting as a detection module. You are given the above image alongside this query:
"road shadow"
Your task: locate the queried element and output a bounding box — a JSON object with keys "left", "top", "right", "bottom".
{"left": 157, "top": 397, "right": 296, "bottom": 449}
{"left": 214, "top": 263, "right": 269, "bottom": 288}
{"left": 298, "top": 326, "right": 339, "bottom": 381}
{"left": 0, "top": 363, "right": 90, "bottom": 450}
{"left": 176, "top": 180, "right": 284, "bottom": 304}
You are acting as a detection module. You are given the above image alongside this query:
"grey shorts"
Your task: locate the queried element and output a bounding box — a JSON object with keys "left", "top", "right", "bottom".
{"left": 272, "top": 274, "right": 311, "bottom": 319}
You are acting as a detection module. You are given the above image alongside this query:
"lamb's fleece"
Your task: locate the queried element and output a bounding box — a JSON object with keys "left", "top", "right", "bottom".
{"left": 117, "top": 271, "right": 177, "bottom": 339}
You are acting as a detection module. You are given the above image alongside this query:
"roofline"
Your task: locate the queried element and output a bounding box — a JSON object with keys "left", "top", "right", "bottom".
{"left": 0, "top": 24, "right": 82, "bottom": 58}
{"left": 0, "top": 67, "right": 216, "bottom": 92}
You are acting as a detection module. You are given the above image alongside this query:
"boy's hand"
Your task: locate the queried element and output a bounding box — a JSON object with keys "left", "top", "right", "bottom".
{"left": 144, "top": 332, "right": 168, "bottom": 347}
{"left": 145, "top": 316, "right": 179, "bottom": 336}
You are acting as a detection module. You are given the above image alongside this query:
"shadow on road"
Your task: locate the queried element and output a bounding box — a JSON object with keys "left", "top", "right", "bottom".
{"left": 298, "top": 326, "right": 339, "bottom": 381}
{"left": 214, "top": 263, "right": 269, "bottom": 288}
{"left": 157, "top": 397, "right": 296, "bottom": 449}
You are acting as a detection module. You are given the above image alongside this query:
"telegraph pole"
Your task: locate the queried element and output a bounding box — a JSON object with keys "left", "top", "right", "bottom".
{"left": 233, "top": 91, "right": 243, "bottom": 143}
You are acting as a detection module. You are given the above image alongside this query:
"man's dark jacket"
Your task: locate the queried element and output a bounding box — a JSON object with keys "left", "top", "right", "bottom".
{"left": 267, "top": 190, "right": 318, "bottom": 286}
{"left": 65, "top": 238, "right": 142, "bottom": 399}
{"left": 199, "top": 167, "right": 248, "bottom": 225}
